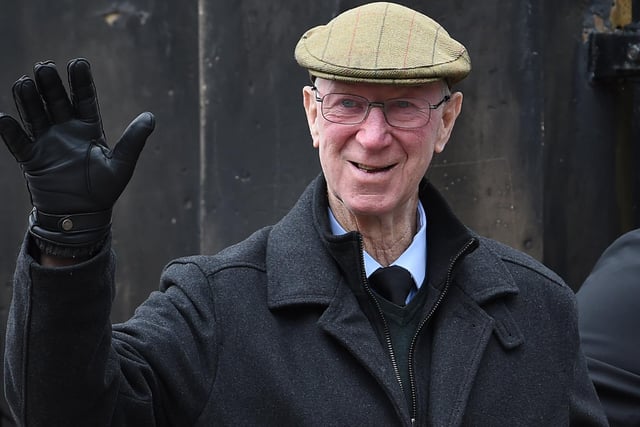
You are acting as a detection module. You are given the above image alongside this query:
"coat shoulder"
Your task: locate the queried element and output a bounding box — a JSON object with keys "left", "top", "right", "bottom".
{"left": 478, "top": 236, "right": 566, "bottom": 289}
{"left": 163, "top": 226, "right": 273, "bottom": 280}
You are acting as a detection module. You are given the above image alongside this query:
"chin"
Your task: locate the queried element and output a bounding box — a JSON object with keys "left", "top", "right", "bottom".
{"left": 343, "top": 196, "right": 398, "bottom": 217}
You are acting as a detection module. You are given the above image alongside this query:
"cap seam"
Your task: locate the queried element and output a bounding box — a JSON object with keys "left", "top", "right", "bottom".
{"left": 347, "top": 8, "right": 363, "bottom": 68}
{"left": 402, "top": 11, "right": 418, "bottom": 68}
{"left": 374, "top": 3, "right": 391, "bottom": 75}
{"left": 431, "top": 25, "right": 442, "bottom": 66}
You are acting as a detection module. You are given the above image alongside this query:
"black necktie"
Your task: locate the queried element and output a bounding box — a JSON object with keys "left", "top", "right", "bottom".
{"left": 368, "top": 265, "right": 416, "bottom": 306}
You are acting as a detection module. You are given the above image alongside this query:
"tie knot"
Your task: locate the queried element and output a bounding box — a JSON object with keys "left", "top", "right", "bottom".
{"left": 368, "top": 265, "right": 416, "bottom": 306}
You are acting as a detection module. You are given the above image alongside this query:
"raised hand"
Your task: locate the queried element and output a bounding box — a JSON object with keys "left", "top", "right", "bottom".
{"left": 0, "top": 58, "right": 155, "bottom": 258}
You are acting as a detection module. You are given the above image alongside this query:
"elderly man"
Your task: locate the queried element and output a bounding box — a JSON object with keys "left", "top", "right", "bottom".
{"left": 0, "top": 2, "right": 607, "bottom": 425}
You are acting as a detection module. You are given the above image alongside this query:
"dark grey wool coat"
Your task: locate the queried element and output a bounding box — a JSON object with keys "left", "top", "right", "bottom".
{"left": 5, "top": 175, "right": 608, "bottom": 426}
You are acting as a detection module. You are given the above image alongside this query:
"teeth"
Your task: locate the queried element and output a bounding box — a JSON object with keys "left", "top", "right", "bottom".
{"left": 356, "top": 162, "right": 391, "bottom": 172}
{"left": 357, "top": 163, "right": 379, "bottom": 171}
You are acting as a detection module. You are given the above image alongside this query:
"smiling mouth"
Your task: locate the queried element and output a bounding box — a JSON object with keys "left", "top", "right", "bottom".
{"left": 352, "top": 162, "right": 396, "bottom": 173}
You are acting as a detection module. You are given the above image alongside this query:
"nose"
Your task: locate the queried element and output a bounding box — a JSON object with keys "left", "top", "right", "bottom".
{"left": 356, "top": 105, "right": 392, "bottom": 148}
{"left": 364, "top": 103, "right": 387, "bottom": 124}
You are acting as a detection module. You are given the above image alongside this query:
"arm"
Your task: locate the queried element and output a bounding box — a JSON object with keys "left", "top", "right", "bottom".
{"left": 41, "top": 254, "right": 85, "bottom": 267}
{"left": 553, "top": 283, "right": 609, "bottom": 426}
{"left": 0, "top": 58, "right": 155, "bottom": 424}
{"left": 6, "top": 237, "right": 219, "bottom": 426}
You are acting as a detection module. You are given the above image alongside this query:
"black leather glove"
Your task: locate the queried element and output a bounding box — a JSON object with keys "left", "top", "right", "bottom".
{"left": 0, "top": 58, "right": 155, "bottom": 258}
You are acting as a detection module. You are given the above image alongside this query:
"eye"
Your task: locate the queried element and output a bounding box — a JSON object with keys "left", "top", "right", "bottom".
{"left": 339, "top": 97, "right": 363, "bottom": 109}
{"left": 391, "top": 99, "right": 416, "bottom": 109}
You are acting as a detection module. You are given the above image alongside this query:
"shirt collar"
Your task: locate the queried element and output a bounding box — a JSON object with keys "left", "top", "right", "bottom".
{"left": 328, "top": 202, "right": 427, "bottom": 289}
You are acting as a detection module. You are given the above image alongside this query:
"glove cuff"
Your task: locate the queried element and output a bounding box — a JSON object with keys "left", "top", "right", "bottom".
{"left": 32, "top": 208, "right": 112, "bottom": 234}
{"left": 31, "top": 232, "right": 109, "bottom": 259}
{"left": 28, "top": 208, "right": 112, "bottom": 259}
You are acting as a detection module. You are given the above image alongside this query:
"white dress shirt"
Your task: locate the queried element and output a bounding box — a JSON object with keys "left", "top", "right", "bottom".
{"left": 328, "top": 202, "right": 427, "bottom": 304}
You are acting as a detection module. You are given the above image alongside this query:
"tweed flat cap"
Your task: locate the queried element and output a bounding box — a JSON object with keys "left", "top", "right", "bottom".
{"left": 294, "top": 2, "right": 471, "bottom": 85}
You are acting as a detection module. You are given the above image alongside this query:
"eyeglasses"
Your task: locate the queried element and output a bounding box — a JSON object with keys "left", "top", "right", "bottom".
{"left": 313, "top": 87, "right": 450, "bottom": 129}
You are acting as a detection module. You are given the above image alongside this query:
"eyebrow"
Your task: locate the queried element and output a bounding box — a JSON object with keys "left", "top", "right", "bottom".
{"left": 318, "top": 84, "right": 439, "bottom": 100}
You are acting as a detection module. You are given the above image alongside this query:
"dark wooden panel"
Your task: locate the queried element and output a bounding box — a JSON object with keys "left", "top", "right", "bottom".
{"left": 0, "top": 0, "right": 202, "bottom": 324}
{"left": 543, "top": 0, "right": 639, "bottom": 288}
{"left": 422, "top": 1, "right": 546, "bottom": 260}
{"left": 198, "top": 1, "right": 324, "bottom": 253}
{"left": 84, "top": 1, "right": 202, "bottom": 322}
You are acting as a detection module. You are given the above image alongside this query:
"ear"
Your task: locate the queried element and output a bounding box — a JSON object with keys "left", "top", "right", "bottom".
{"left": 434, "top": 91, "right": 463, "bottom": 153}
{"left": 302, "top": 86, "right": 321, "bottom": 148}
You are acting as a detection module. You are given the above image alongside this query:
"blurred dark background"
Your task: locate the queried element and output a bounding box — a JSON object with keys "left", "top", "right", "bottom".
{"left": 0, "top": 0, "right": 638, "bottom": 424}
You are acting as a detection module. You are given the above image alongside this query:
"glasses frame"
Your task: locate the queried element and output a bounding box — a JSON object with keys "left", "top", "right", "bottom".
{"left": 312, "top": 86, "right": 450, "bottom": 129}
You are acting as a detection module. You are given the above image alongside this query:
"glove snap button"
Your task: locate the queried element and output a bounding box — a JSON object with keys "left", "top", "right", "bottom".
{"left": 60, "top": 218, "right": 74, "bottom": 232}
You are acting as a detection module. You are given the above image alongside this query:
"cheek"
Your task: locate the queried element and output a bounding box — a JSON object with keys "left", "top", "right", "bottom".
{"left": 314, "top": 129, "right": 332, "bottom": 167}
{"left": 315, "top": 123, "right": 347, "bottom": 153}
{"left": 403, "top": 134, "right": 438, "bottom": 175}
{"left": 406, "top": 151, "right": 433, "bottom": 180}
{"left": 317, "top": 139, "right": 338, "bottom": 172}
{"left": 316, "top": 129, "right": 352, "bottom": 184}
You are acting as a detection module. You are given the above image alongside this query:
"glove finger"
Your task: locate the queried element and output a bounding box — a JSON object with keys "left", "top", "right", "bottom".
{"left": 12, "top": 76, "right": 50, "bottom": 138}
{"left": 112, "top": 112, "right": 155, "bottom": 166}
{"left": 34, "top": 61, "right": 73, "bottom": 124}
{"left": 0, "top": 114, "right": 34, "bottom": 162}
{"left": 67, "top": 58, "right": 102, "bottom": 126}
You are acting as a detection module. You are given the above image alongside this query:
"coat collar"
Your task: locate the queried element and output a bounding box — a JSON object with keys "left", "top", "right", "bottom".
{"left": 265, "top": 175, "right": 342, "bottom": 308}
{"left": 265, "top": 174, "right": 519, "bottom": 309}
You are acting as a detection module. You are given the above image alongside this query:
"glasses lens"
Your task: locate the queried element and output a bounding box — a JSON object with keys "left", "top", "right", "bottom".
{"left": 321, "top": 94, "right": 369, "bottom": 125}
{"left": 384, "top": 98, "right": 431, "bottom": 128}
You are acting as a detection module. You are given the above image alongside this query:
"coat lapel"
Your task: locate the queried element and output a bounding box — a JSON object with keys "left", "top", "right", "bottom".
{"left": 428, "top": 286, "right": 495, "bottom": 427}
{"left": 317, "top": 282, "right": 410, "bottom": 417}
{"left": 266, "top": 231, "right": 410, "bottom": 420}
{"left": 428, "top": 242, "right": 522, "bottom": 427}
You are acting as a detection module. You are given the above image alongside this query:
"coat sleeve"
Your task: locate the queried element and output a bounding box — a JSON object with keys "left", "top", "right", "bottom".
{"left": 4, "top": 235, "right": 219, "bottom": 426}
{"left": 561, "top": 283, "right": 610, "bottom": 426}
{"left": 577, "top": 228, "right": 640, "bottom": 426}
{"left": 568, "top": 319, "right": 611, "bottom": 426}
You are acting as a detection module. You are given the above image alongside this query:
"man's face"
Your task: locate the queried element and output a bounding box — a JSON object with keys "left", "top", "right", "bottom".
{"left": 303, "top": 78, "right": 462, "bottom": 220}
